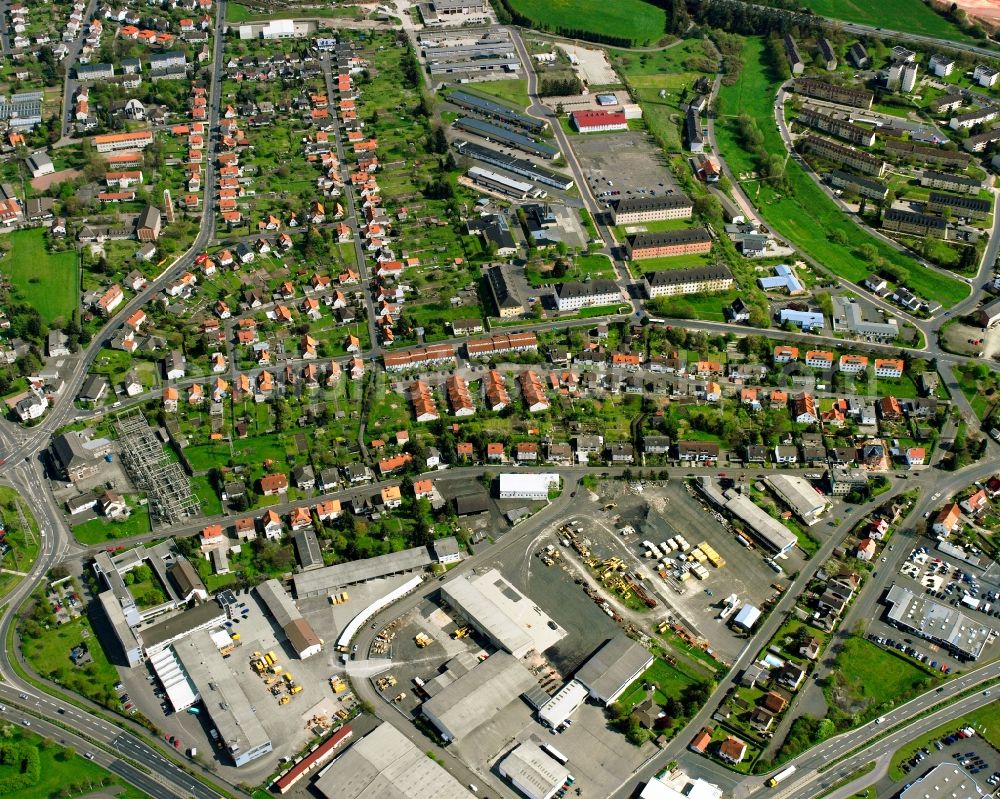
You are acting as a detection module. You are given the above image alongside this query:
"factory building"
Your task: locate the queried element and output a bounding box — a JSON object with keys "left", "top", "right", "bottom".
{"left": 292, "top": 546, "right": 433, "bottom": 597}
{"left": 173, "top": 630, "right": 273, "bottom": 766}
{"left": 497, "top": 473, "right": 561, "bottom": 500}
{"left": 454, "top": 141, "right": 574, "bottom": 190}
{"left": 421, "top": 651, "right": 537, "bottom": 741}
{"left": 440, "top": 568, "right": 566, "bottom": 657}
{"left": 696, "top": 478, "right": 797, "bottom": 554}
{"left": 313, "top": 723, "right": 469, "bottom": 799}
{"left": 574, "top": 635, "right": 654, "bottom": 704}
{"left": 765, "top": 475, "right": 826, "bottom": 525}
{"left": 899, "top": 764, "right": 984, "bottom": 799}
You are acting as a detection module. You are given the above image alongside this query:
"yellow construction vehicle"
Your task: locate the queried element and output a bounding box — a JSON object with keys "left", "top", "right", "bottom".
{"left": 452, "top": 626, "right": 470, "bottom": 639}
{"left": 414, "top": 632, "right": 432, "bottom": 648}
{"left": 278, "top": 696, "right": 290, "bottom": 705}
{"left": 289, "top": 685, "right": 303, "bottom": 695}
{"left": 264, "top": 677, "right": 276, "bottom": 686}
{"left": 330, "top": 678, "right": 347, "bottom": 693}
{"left": 283, "top": 672, "right": 294, "bottom": 683}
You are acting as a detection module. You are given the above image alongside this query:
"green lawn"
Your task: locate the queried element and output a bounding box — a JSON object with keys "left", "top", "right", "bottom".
{"left": 506, "top": 0, "right": 666, "bottom": 46}
{"left": 618, "top": 656, "right": 698, "bottom": 714}
{"left": 0, "top": 229, "right": 79, "bottom": 325}
{"left": 0, "top": 486, "right": 40, "bottom": 600}
{"left": 72, "top": 506, "right": 152, "bottom": 545}
{"left": 797, "top": 0, "right": 978, "bottom": 43}
{"left": 0, "top": 729, "right": 126, "bottom": 798}
{"left": 715, "top": 38, "right": 968, "bottom": 308}
{"left": 457, "top": 80, "right": 531, "bottom": 111}
{"left": 21, "top": 614, "right": 124, "bottom": 712}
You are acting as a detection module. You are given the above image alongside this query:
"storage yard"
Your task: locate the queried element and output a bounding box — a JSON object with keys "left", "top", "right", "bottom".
{"left": 502, "top": 480, "right": 794, "bottom": 665}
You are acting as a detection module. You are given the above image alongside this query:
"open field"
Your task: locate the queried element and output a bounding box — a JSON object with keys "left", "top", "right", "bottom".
{"left": 0, "top": 229, "right": 79, "bottom": 325}
{"left": 714, "top": 38, "right": 968, "bottom": 307}
{"left": 506, "top": 0, "right": 666, "bottom": 46}
{"left": 798, "top": 0, "right": 978, "bottom": 43}
{"left": 21, "top": 613, "right": 124, "bottom": 712}
{"left": 827, "top": 636, "right": 937, "bottom": 720}
{"left": 613, "top": 40, "right": 717, "bottom": 152}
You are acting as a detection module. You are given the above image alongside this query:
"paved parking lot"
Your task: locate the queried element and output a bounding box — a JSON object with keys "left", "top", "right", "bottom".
{"left": 572, "top": 132, "right": 677, "bottom": 207}
{"left": 862, "top": 537, "right": 1000, "bottom": 674}
{"left": 879, "top": 723, "right": 1000, "bottom": 796}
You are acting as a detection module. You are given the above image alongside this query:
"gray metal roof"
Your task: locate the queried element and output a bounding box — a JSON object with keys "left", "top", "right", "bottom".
{"left": 173, "top": 630, "right": 271, "bottom": 762}
{"left": 314, "top": 723, "right": 469, "bottom": 799}
{"left": 574, "top": 636, "right": 653, "bottom": 702}
{"left": 292, "top": 546, "right": 431, "bottom": 596}
{"left": 421, "top": 651, "right": 535, "bottom": 741}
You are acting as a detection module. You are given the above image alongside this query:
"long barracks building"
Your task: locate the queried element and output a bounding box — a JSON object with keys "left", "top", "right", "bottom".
{"left": 610, "top": 194, "right": 693, "bottom": 225}
{"left": 797, "top": 106, "right": 875, "bottom": 147}
{"left": 644, "top": 265, "right": 734, "bottom": 298}
{"left": 794, "top": 78, "right": 873, "bottom": 109}
{"left": 885, "top": 139, "right": 971, "bottom": 168}
{"left": 801, "top": 135, "right": 886, "bottom": 176}
{"left": 625, "top": 228, "right": 712, "bottom": 260}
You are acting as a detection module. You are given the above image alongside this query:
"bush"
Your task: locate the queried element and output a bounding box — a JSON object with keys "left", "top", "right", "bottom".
{"left": 0, "top": 742, "right": 41, "bottom": 793}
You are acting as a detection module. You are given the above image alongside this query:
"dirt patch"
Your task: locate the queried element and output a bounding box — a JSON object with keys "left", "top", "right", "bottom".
{"left": 31, "top": 168, "right": 81, "bottom": 191}
{"left": 556, "top": 43, "right": 620, "bottom": 86}
{"left": 947, "top": 0, "right": 1000, "bottom": 26}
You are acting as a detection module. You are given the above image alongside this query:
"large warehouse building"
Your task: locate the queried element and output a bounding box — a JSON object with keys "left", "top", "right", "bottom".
{"left": 440, "top": 568, "right": 566, "bottom": 657}
{"left": 498, "top": 741, "right": 571, "bottom": 799}
{"left": 696, "top": 478, "right": 797, "bottom": 554}
{"left": 497, "top": 473, "right": 560, "bottom": 500}
{"left": 765, "top": 475, "right": 826, "bottom": 525}
{"left": 898, "top": 764, "right": 984, "bottom": 799}
{"left": 292, "top": 546, "right": 432, "bottom": 597}
{"left": 173, "top": 630, "right": 272, "bottom": 767}
{"left": 313, "top": 723, "right": 469, "bottom": 799}
{"left": 421, "top": 651, "right": 536, "bottom": 741}
{"left": 256, "top": 579, "right": 323, "bottom": 658}
{"left": 574, "top": 635, "right": 654, "bottom": 704}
